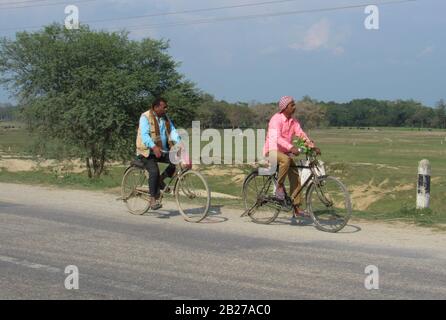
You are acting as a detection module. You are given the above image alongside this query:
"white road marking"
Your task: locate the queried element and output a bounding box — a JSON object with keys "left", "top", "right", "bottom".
{"left": 0, "top": 255, "right": 62, "bottom": 273}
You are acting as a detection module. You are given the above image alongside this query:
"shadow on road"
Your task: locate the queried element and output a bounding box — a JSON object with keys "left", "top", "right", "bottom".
{"left": 144, "top": 205, "right": 228, "bottom": 224}
{"left": 336, "top": 224, "right": 362, "bottom": 234}
{"left": 273, "top": 216, "right": 313, "bottom": 227}
{"left": 272, "top": 215, "right": 362, "bottom": 233}
{"left": 200, "top": 205, "right": 228, "bottom": 224}
{"left": 146, "top": 209, "right": 180, "bottom": 219}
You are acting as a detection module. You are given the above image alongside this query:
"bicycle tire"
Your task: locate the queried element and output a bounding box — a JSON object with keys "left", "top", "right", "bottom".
{"left": 121, "top": 166, "right": 150, "bottom": 215}
{"left": 306, "top": 175, "right": 352, "bottom": 233}
{"left": 242, "top": 170, "right": 280, "bottom": 224}
{"left": 174, "top": 170, "right": 211, "bottom": 223}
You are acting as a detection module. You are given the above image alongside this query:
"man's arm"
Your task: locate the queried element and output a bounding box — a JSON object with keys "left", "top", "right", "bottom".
{"left": 168, "top": 118, "right": 181, "bottom": 144}
{"left": 293, "top": 120, "right": 321, "bottom": 155}
{"left": 140, "top": 116, "right": 155, "bottom": 148}
{"left": 293, "top": 120, "right": 315, "bottom": 148}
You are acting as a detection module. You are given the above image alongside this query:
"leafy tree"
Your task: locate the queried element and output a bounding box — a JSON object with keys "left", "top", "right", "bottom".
{"left": 401, "top": 100, "right": 433, "bottom": 128}
{"left": 222, "top": 103, "right": 255, "bottom": 129}
{"left": 434, "top": 99, "right": 446, "bottom": 129}
{"left": 0, "top": 24, "right": 199, "bottom": 178}
{"left": 209, "top": 105, "right": 230, "bottom": 129}
{"left": 163, "top": 81, "right": 200, "bottom": 127}
{"left": 295, "top": 97, "right": 327, "bottom": 129}
{"left": 195, "top": 93, "right": 218, "bottom": 129}
{"left": 250, "top": 103, "right": 276, "bottom": 128}
{"left": 323, "top": 102, "right": 352, "bottom": 127}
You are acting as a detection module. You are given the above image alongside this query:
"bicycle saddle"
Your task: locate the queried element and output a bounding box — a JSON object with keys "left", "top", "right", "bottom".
{"left": 130, "top": 159, "right": 145, "bottom": 169}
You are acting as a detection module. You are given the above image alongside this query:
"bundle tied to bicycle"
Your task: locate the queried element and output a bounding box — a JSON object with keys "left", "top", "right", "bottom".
{"left": 294, "top": 138, "right": 326, "bottom": 184}
{"left": 170, "top": 144, "right": 192, "bottom": 170}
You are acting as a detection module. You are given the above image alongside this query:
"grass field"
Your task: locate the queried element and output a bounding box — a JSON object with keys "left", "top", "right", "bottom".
{"left": 308, "top": 128, "right": 446, "bottom": 227}
{"left": 0, "top": 121, "right": 31, "bottom": 155}
{"left": 1, "top": 122, "right": 445, "bottom": 227}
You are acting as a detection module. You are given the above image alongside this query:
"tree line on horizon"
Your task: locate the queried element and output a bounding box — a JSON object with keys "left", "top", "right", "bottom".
{"left": 3, "top": 96, "right": 445, "bottom": 130}
{"left": 194, "top": 95, "right": 446, "bottom": 130}
{"left": 0, "top": 103, "right": 16, "bottom": 121}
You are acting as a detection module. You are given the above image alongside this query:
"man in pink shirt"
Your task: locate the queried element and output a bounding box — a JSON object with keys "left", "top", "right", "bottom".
{"left": 263, "top": 96, "right": 321, "bottom": 216}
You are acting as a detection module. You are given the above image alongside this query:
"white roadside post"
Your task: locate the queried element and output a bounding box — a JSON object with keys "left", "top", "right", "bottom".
{"left": 416, "top": 159, "right": 431, "bottom": 209}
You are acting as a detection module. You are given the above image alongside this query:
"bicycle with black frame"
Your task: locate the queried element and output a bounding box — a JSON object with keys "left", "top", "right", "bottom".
{"left": 241, "top": 148, "right": 352, "bottom": 233}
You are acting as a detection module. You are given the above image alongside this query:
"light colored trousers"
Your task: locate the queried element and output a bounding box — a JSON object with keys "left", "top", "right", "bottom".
{"left": 268, "top": 151, "right": 302, "bottom": 206}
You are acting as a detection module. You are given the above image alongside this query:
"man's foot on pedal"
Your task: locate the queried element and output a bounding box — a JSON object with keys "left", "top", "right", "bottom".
{"left": 149, "top": 197, "right": 162, "bottom": 210}
{"left": 150, "top": 202, "right": 162, "bottom": 210}
{"left": 293, "top": 207, "right": 310, "bottom": 218}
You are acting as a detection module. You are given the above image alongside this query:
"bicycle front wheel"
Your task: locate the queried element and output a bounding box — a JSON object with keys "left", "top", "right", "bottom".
{"left": 242, "top": 170, "right": 280, "bottom": 224}
{"left": 121, "top": 166, "right": 150, "bottom": 215}
{"left": 306, "top": 175, "right": 352, "bottom": 233}
{"left": 175, "top": 170, "right": 211, "bottom": 222}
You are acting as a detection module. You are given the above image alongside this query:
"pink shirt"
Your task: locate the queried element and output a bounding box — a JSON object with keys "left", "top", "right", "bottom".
{"left": 263, "top": 112, "right": 314, "bottom": 156}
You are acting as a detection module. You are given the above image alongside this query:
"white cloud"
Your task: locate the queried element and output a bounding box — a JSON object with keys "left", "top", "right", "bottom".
{"left": 292, "top": 19, "right": 330, "bottom": 51}
{"left": 289, "top": 19, "right": 349, "bottom": 55}
{"left": 418, "top": 45, "right": 434, "bottom": 57}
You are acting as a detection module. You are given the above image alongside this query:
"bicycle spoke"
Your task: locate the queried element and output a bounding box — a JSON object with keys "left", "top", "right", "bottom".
{"left": 247, "top": 183, "right": 258, "bottom": 193}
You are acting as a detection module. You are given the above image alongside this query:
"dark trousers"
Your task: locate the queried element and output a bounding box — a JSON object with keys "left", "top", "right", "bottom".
{"left": 139, "top": 153, "right": 176, "bottom": 197}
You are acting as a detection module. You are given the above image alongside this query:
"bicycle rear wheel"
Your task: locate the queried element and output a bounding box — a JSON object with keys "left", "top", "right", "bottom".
{"left": 306, "top": 175, "right": 352, "bottom": 232}
{"left": 121, "top": 166, "right": 150, "bottom": 215}
{"left": 175, "top": 170, "right": 210, "bottom": 222}
{"left": 242, "top": 170, "right": 280, "bottom": 224}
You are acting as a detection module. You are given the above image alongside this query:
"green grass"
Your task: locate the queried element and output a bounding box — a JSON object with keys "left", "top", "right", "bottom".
{"left": 0, "top": 166, "right": 126, "bottom": 191}
{"left": 192, "top": 127, "right": 446, "bottom": 227}
{"left": 0, "top": 121, "right": 32, "bottom": 155}
{"left": 1, "top": 124, "right": 446, "bottom": 228}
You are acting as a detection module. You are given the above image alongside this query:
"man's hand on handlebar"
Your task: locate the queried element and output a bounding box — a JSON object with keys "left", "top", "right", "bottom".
{"left": 290, "top": 146, "right": 321, "bottom": 156}
{"left": 152, "top": 145, "right": 162, "bottom": 158}
{"left": 290, "top": 147, "right": 300, "bottom": 155}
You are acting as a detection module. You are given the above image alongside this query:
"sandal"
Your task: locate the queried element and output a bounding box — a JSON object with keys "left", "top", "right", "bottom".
{"left": 293, "top": 207, "right": 310, "bottom": 218}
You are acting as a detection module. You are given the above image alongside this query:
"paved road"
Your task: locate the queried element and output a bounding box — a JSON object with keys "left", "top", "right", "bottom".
{"left": 0, "top": 183, "right": 445, "bottom": 299}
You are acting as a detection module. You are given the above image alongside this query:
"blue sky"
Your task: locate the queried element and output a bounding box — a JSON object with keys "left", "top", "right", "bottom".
{"left": 0, "top": 0, "right": 444, "bottom": 106}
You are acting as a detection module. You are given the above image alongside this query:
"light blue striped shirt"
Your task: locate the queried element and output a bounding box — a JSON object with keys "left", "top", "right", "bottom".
{"left": 139, "top": 114, "right": 181, "bottom": 151}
